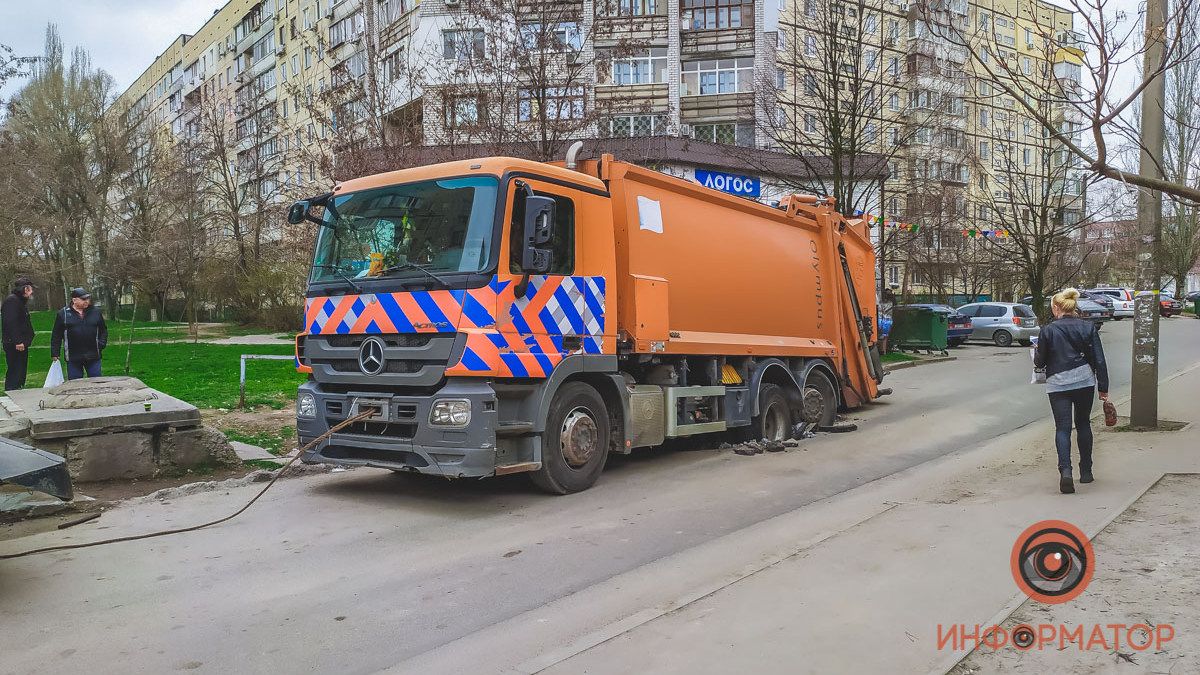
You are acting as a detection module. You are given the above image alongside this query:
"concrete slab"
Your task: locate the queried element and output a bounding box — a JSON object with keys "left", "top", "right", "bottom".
{"left": 230, "top": 441, "right": 278, "bottom": 461}
{"left": 5, "top": 381, "right": 200, "bottom": 441}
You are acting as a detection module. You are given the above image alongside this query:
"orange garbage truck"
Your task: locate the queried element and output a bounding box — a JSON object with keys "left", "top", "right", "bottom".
{"left": 289, "top": 153, "right": 886, "bottom": 493}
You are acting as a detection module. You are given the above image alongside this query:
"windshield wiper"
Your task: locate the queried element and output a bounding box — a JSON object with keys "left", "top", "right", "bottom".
{"left": 313, "top": 264, "right": 363, "bottom": 294}
{"left": 379, "top": 262, "right": 449, "bottom": 288}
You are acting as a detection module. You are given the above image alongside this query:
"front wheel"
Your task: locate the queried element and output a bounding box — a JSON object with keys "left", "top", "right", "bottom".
{"left": 993, "top": 330, "right": 1014, "bottom": 347}
{"left": 530, "top": 382, "right": 610, "bottom": 494}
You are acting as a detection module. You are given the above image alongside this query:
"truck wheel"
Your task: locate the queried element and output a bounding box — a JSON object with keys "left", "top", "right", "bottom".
{"left": 753, "top": 383, "right": 793, "bottom": 442}
{"left": 530, "top": 382, "right": 610, "bottom": 495}
{"left": 993, "top": 330, "right": 1014, "bottom": 347}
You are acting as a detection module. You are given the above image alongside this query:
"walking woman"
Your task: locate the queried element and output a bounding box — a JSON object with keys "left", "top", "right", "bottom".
{"left": 1033, "top": 288, "right": 1109, "bottom": 494}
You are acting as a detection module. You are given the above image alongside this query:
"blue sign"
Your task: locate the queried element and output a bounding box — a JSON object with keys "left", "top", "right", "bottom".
{"left": 695, "top": 169, "right": 761, "bottom": 197}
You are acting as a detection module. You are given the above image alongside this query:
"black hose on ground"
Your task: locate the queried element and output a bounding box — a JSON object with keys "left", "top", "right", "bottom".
{"left": 0, "top": 408, "right": 379, "bottom": 561}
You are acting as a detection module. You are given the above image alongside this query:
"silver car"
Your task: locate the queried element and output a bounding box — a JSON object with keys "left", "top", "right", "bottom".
{"left": 955, "top": 302, "right": 1041, "bottom": 347}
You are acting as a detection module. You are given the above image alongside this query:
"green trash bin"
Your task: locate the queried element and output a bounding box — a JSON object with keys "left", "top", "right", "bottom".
{"left": 890, "top": 306, "right": 949, "bottom": 354}
{"left": 1194, "top": 298, "right": 1199, "bottom": 317}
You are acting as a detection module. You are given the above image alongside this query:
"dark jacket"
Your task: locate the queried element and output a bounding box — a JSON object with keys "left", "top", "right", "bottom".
{"left": 50, "top": 305, "right": 108, "bottom": 363}
{"left": 1, "top": 292, "right": 34, "bottom": 349}
{"left": 1034, "top": 316, "right": 1109, "bottom": 393}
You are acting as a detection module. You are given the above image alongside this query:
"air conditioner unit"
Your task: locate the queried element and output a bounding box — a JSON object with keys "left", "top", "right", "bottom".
{"left": 277, "top": 44, "right": 286, "bottom": 55}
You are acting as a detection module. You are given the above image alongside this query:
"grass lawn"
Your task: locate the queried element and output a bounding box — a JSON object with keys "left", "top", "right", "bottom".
{"left": 29, "top": 310, "right": 292, "bottom": 343}
{"left": 881, "top": 352, "right": 918, "bottom": 363}
{"left": 20, "top": 342, "right": 304, "bottom": 409}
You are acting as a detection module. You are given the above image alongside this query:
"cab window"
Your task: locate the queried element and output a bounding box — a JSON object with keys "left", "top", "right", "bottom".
{"left": 979, "top": 305, "right": 1006, "bottom": 317}
{"left": 509, "top": 192, "right": 575, "bottom": 275}
{"left": 957, "top": 305, "right": 979, "bottom": 317}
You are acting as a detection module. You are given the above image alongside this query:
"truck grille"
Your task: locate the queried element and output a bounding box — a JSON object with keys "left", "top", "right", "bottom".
{"left": 305, "top": 333, "right": 461, "bottom": 387}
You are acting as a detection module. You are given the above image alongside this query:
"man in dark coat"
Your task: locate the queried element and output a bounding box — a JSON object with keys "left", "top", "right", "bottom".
{"left": 51, "top": 287, "right": 108, "bottom": 380}
{"left": 1, "top": 277, "right": 36, "bottom": 390}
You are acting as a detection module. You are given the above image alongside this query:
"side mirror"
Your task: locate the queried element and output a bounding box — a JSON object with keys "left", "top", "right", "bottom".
{"left": 287, "top": 200, "right": 311, "bottom": 225}
{"left": 521, "top": 195, "right": 556, "bottom": 273}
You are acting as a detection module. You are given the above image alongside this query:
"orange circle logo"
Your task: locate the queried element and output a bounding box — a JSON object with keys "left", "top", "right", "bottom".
{"left": 1010, "top": 520, "right": 1094, "bottom": 604}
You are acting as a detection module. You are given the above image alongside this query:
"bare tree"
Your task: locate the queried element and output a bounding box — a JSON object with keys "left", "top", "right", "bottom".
{"left": 918, "top": 0, "right": 1200, "bottom": 204}
{"left": 1161, "top": 34, "right": 1200, "bottom": 294}
{"left": 2, "top": 26, "right": 127, "bottom": 303}
{"left": 185, "top": 79, "right": 292, "bottom": 318}
{"left": 973, "top": 94, "right": 1102, "bottom": 317}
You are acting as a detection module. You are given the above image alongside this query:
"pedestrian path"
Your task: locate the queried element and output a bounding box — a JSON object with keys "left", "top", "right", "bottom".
{"left": 393, "top": 361, "right": 1200, "bottom": 675}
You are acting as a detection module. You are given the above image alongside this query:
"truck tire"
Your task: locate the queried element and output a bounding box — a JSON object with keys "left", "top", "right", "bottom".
{"left": 993, "top": 330, "right": 1014, "bottom": 347}
{"left": 530, "top": 382, "right": 610, "bottom": 494}
{"left": 752, "top": 383, "right": 793, "bottom": 442}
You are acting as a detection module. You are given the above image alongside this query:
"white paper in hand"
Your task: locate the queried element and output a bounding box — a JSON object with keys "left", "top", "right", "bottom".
{"left": 44, "top": 361, "right": 65, "bottom": 388}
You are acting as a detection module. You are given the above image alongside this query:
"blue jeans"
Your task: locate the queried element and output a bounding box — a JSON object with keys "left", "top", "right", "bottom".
{"left": 66, "top": 359, "right": 102, "bottom": 380}
{"left": 1048, "top": 386, "right": 1094, "bottom": 473}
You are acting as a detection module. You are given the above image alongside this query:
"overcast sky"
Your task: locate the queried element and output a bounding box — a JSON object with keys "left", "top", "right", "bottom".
{"left": 0, "top": 0, "right": 227, "bottom": 100}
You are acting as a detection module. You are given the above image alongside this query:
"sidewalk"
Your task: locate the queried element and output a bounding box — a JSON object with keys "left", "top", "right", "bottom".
{"left": 393, "top": 361, "right": 1200, "bottom": 675}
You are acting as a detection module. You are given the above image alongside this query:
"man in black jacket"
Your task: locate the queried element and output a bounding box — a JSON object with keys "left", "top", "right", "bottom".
{"left": 51, "top": 288, "right": 108, "bottom": 380}
{"left": 1, "top": 277, "right": 36, "bottom": 390}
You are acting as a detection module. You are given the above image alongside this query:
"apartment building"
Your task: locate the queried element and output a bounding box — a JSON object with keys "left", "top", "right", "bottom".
{"left": 778, "top": 0, "right": 1085, "bottom": 300}
{"left": 117, "top": 0, "right": 819, "bottom": 204}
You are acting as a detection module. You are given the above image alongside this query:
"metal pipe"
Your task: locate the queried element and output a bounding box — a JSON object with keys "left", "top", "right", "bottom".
{"left": 565, "top": 140, "right": 584, "bottom": 169}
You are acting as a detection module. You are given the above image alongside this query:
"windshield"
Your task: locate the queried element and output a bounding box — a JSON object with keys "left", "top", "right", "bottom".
{"left": 310, "top": 176, "right": 499, "bottom": 284}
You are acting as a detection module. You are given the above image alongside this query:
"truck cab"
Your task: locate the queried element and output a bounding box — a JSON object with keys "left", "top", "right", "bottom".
{"left": 293, "top": 158, "right": 618, "bottom": 491}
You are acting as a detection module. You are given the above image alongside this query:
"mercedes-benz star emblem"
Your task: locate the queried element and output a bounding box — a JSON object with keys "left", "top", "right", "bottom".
{"left": 358, "top": 336, "right": 386, "bottom": 376}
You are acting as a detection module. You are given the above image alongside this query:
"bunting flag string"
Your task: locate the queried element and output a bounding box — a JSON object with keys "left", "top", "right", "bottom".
{"left": 859, "top": 211, "right": 1011, "bottom": 239}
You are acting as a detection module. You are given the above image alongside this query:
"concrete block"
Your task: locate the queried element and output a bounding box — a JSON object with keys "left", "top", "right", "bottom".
{"left": 64, "top": 432, "right": 156, "bottom": 482}
{"left": 6, "top": 385, "right": 201, "bottom": 441}
{"left": 160, "top": 426, "right": 239, "bottom": 470}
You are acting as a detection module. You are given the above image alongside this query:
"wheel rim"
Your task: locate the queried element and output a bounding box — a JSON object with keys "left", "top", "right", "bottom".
{"left": 996, "top": 332, "right": 1012, "bottom": 346}
{"left": 763, "top": 401, "right": 789, "bottom": 442}
{"left": 560, "top": 407, "right": 599, "bottom": 468}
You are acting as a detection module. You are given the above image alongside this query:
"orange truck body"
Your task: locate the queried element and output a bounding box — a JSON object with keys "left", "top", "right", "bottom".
{"left": 294, "top": 155, "right": 884, "bottom": 492}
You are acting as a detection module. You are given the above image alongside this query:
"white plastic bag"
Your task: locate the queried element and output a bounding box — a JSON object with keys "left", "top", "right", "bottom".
{"left": 43, "top": 361, "right": 64, "bottom": 388}
{"left": 1029, "top": 336, "right": 1046, "bottom": 384}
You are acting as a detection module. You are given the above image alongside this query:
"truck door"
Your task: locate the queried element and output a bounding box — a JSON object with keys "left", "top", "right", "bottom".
{"left": 497, "top": 178, "right": 608, "bottom": 375}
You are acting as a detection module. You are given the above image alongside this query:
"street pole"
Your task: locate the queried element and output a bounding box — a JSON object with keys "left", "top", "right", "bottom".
{"left": 1130, "top": 0, "right": 1167, "bottom": 429}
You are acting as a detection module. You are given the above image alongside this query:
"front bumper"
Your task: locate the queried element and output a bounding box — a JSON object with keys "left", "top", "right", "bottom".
{"left": 296, "top": 379, "right": 501, "bottom": 478}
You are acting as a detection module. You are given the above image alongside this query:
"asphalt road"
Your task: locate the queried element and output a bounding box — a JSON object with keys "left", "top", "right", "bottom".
{"left": 1, "top": 318, "right": 1197, "bottom": 674}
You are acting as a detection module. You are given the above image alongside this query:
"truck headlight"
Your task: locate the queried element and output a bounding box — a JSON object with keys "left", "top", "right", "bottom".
{"left": 297, "top": 393, "right": 317, "bottom": 419}
{"left": 430, "top": 399, "right": 471, "bottom": 427}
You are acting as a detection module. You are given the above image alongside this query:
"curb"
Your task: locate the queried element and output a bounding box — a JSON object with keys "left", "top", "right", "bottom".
{"left": 884, "top": 355, "right": 957, "bottom": 372}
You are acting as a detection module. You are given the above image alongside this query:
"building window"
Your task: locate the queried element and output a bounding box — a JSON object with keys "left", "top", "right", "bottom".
{"left": 520, "top": 22, "right": 582, "bottom": 51}
{"left": 383, "top": 48, "right": 406, "bottom": 82}
{"left": 776, "top": 67, "right": 786, "bottom": 89}
{"left": 804, "top": 113, "right": 817, "bottom": 133}
{"left": 889, "top": 93, "right": 899, "bottom": 110}
{"left": 612, "top": 0, "right": 657, "bottom": 16}
{"left": 607, "top": 48, "right": 668, "bottom": 84}
{"left": 804, "top": 35, "right": 817, "bottom": 57}
{"left": 978, "top": 108, "right": 989, "bottom": 128}
{"left": 865, "top": 122, "right": 877, "bottom": 143}
{"left": 804, "top": 73, "right": 817, "bottom": 95}
{"left": 888, "top": 127, "right": 898, "bottom": 145}
{"left": 329, "top": 12, "right": 365, "bottom": 47}
{"left": 610, "top": 114, "right": 666, "bottom": 137}
{"left": 692, "top": 121, "right": 755, "bottom": 146}
{"left": 680, "top": 58, "right": 754, "bottom": 95}
{"left": 445, "top": 94, "right": 487, "bottom": 128}
{"left": 380, "top": 0, "right": 409, "bottom": 23}
{"left": 888, "top": 266, "right": 899, "bottom": 284}
{"left": 681, "top": 0, "right": 753, "bottom": 30}
{"left": 865, "top": 14, "right": 877, "bottom": 33}
{"left": 442, "top": 29, "right": 485, "bottom": 61}
{"left": 887, "top": 57, "right": 899, "bottom": 76}
{"left": 518, "top": 86, "right": 585, "bottom": 121}
{"left": 251, "top": 33, "right": 276, "bottom": 63}
{"left": 804, "top": 0, "right": 816, "bottom": 18}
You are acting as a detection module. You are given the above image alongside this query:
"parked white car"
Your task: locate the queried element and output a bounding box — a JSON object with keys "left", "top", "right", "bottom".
{"left": 1089, "top": 287, "right": 1135, "bottom": 319}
